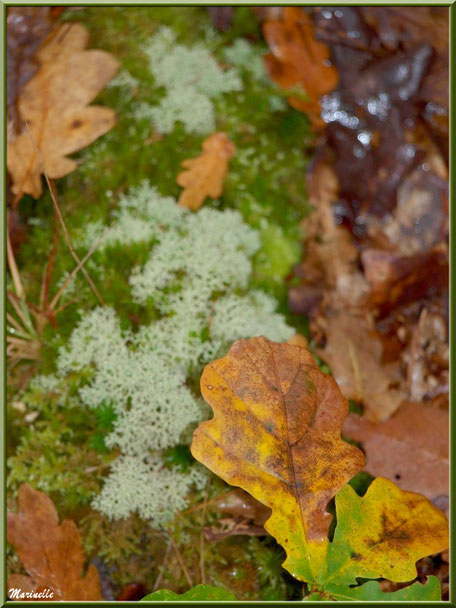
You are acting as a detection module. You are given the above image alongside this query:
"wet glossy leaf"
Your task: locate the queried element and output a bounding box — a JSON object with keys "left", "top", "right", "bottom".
{"left": 141, "top": 584, "right": 236, "bottom": 601}
{"left": 324, "top": 477, "right": 448, "bottom": 586}
{"left": 192, "top": 336, "right": 364, "bottom": 583}
{"left": 263, "top": 8, "right": 338, "bottom": 126}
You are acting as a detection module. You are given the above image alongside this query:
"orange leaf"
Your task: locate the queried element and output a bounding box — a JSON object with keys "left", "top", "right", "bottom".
{"left": 7, "top": 484, "right": 102, "bottom": 601}
{"left": 7, "top": 23, "right": 119, "bottom": 199}
{"left": 177, "top": 132, "right": 235, "bottom": 211}
{"left": 263, "top": 7, "right": 338, "bottom": 126}
{"left": 192, "top": 337, "right": 364, "bottom": 582}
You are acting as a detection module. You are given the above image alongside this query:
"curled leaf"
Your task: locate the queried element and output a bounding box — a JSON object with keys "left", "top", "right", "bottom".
{"left": 192, "top": 336, "right": 364, "bottom": 583}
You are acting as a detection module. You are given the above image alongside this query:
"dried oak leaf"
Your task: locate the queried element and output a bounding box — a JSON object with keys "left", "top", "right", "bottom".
{"left": 263, "top": 7, "right": 338, "bottom": 126}
{"left": 192, "top": 336, "right": 364, "bottom": 583}
{"left": 343, "top": 401, "right": 449, "bottom": 516}
{"left": 289, "top": 159, "right": 367, "bottom": 318}
{"left": 177, "top": 132, "right": 235, "bottom": 211}
{"left": 317, "top": 311, "right": 405, "bottom": 422}
{"left": 6, "top": 7, "right": 56, "bottom": 135}
{"left": 7, "top": 23, "right": 119, "bottom": 200}
{"left": 7, "top": 484, "right": 102, "bottom": 601}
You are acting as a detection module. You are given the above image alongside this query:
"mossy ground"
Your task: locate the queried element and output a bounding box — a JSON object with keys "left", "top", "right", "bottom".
{"left": 8, "top": 7, "right": 315, "bottom": 599}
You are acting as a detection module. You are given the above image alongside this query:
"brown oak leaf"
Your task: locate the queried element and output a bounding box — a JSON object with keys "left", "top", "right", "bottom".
{"left": 192, "top": 336, "right": 364, "bottom": 582}
{"left": 7, "top": 23, "right": 119, "bottom": 200}
{"left": 317, "top": 311, "right": 405, "bottom": 421}
{"left": 177, "top": 132, "right": 235, "bottom": 211}
{"left": 343, "top": 401, "right": 449, "bottom": 517}
{"left": 7, "top": 484, "right": 102, "bottom": 601}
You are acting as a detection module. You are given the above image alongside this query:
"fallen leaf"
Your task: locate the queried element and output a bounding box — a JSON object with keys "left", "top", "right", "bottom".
{"left": 317, "top": 311, "right": 405, "bottom": 421}
{"left": 362, "top": 245, "right": 448, "bottom": 314}
{"left": 325, "top": 477, "right": 448, "bottom": 585}
{"left": 212, "top": 488, "right": 270, "bottom": 524}
{"left": 192, "top": 336, "right": 364, "bottom": 583}
{"left": 323, "top": 577, "right": 441, "bottom": 602}
{"left": 7, "top": 484, "right": 102, "bottom": 601}
{"left": 6, "top": 7, "right": 57, "bottom": 135}
{"left": 7, "top": 23, "right": 119, "bottom": 199}
{"left": 177, "top": 132, "right": 235, "bottom": 210}
{"left": 141, "top": 584, "right": 236, "bottom": 602}
{"left": 287, "top": 333, "right": 309, "bottom": 349}
{"left": 343, "top": 401, "right": 449, "bottom": 515}
{"left": 263, "top": 7, "right": 338, "bottom": 126}
{"left": 406, "top": 306, "right": 449, "bottom": 402}
{"left": 204, "top": 489, "right": 270, "bottom": 541}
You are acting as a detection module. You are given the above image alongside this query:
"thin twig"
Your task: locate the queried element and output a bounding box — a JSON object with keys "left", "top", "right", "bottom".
{"left": 181, "top": 492, "right": 230, "bottom": 515}
{"left": 49, "top": 227, "right": 108, "bottom": 310}
{"left": 6, "top": 219, "right": 25, "bottom": 299}
{"left": 153, "top": 541, "right": 172, "bottom": 591}
{"left": 40, "top": 222, "right": 58, "bottom": 312}
{"left": 21, "top": 115, "right": 105, "bottom": 306}
{"left": 199, "top": 480, "right": 211, "bottom": 585}
{"left": 169, "top": 534, "right": 193, "bottom": 588}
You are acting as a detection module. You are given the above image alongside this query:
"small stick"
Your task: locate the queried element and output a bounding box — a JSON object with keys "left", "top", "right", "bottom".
{"left": 21, "top": 115, "right": 105, "bottom": 306}
{"left": 49, "top": 228, "right": 108, "bottom": 310}
{"left": 153, "top": 541, "right": 172, "bottom": 591}
{"left": 6, "top": 220, "right": 24, "bottom": 299}
{"left": 169, "top": 535, "right": 193, "bottom": 588}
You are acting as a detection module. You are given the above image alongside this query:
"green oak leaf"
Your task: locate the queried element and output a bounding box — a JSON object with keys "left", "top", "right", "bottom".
{"left": 141, "top": 584, "right": 236, "bottom": 602}
{"left": 322, "top": 478, "right": 448, "bottom": 586}
{"left": 324, "top": 577, "right": 442, "bottom": 601}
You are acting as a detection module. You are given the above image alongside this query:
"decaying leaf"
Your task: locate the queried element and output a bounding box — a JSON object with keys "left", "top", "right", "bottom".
{"left": 343, "top": 401, "right": 449, "bottom": 514}
{"left": 263, "top": 8, "right": 338, "bottom": 126}
{"left": 362, "top": 245, "right": 448, "bottom": 315}
{"left": 317, "top": 311, "right": 405, "bottom": 421}
{"left": 177, "top": 132, "right": 235, "bottom": 211}
{"left": 7, "top": 484, "right": 102, "bottom": 601}
{"left": 7, "top": 23, "right": 119, "bottom": 199}
{"left": 406, "top": 306, "right": 449, "bottom": 403}
{"left": 325, "top": 477, "right": 448, "bottom": 586}
{"left": 204, "top": 489, "right": 270, "bottom": 541}
{"left": 192, "top": 336, "right": 364, "bottom": 583}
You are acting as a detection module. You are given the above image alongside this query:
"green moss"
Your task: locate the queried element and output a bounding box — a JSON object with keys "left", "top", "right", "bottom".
{"left": 8, "top": 6, "right": 315, "bottom": 595}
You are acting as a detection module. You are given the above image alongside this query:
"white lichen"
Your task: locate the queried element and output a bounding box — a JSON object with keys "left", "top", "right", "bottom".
{"left": 222, "top": 38, "right": 266, "bottom": 81}
{"left": 53, "top": 181, "right": 293, "bottom": 524}
{"left": 91, "top": 455, "right": 207, "bottom": 528}
{"left": 136, "top": 27, "right": 242, "bottom": 134}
